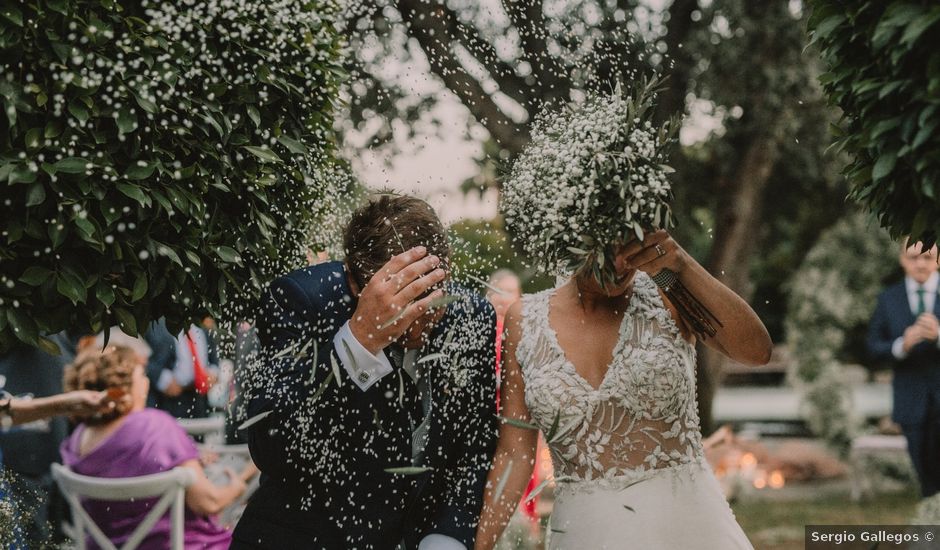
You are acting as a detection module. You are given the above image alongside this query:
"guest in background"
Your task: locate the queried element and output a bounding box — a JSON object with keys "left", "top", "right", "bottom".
{"left": 0, "top": 332, "right": 85, "bottom": 543}
{"left": 868, "top": 239, "right": 940, "bottom": 498}
{"left": 1, "top": 386, "right": 109, "bottom": 547}
{"left": 143, "top": 319, "right": 218, "bottom": 419}
{"left": 486, "top": 269, "right": 522, "bottom": 406}
{"left": 60, "top": 345, "right": 255, "bottom": 550}
{"left": 485, "top": 270, "right": 542, "bottom": 529}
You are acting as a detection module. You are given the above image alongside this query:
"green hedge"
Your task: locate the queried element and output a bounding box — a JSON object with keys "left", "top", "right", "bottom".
{"left": 0, "top": 0, "right": 344, "bottom": 353}
{"left": 808, "top": 1, "right": 940, "bottom": 248}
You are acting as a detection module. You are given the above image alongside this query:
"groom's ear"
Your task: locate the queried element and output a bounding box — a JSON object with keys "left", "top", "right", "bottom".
{"left": 344, "top": 261, "right": 362, "bottom": 297}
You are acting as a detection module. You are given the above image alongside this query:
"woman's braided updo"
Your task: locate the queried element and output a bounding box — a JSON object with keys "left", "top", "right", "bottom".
{"left": 63, "top": 345, "right": 139, "bottom": 425}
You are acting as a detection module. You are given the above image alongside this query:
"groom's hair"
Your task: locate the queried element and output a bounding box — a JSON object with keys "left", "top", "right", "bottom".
{"left": 343, "top": 193, "right": 450, "bottom": 289}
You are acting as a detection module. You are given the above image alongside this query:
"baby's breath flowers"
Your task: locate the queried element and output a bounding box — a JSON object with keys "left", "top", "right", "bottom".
{"left": 502, "top": 76, "right": 680, "bottom": 287}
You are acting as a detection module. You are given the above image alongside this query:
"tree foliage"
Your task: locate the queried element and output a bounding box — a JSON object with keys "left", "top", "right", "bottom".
{"left": 808, "top": 0, "right": 940, "bottom": 248}
{"left": 0, "top": 0, "right": 344, "bottom": 352}
{"left": 448, "top": 218, "right": 553, "bottom": 293}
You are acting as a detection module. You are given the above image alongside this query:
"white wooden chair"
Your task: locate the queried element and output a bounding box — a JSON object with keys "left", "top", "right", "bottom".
{"left": 51, "top": 463, "right": 196, "bottom": 550}
{"left": 177, "top": 415, "right": 225, "bottom": 444}
{"left": 196, "top": 443, "right": 259, "bottom": 527}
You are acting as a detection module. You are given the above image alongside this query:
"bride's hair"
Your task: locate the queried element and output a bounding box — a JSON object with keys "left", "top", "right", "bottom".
{"left": 343, "top": 193, "right": 450, "bottom": 290}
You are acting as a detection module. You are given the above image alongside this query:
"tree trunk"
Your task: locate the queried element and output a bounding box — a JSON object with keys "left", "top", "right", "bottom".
{"left": 696, "top": 126, "right": 784, "bottom": 434}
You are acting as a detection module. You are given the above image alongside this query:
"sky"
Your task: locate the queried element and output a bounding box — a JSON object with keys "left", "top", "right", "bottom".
{"left": 349, "top": 93, "right": 723, "bottom": 226}
{"left": 349, "top": 98, "right": 495, "bottom": 225}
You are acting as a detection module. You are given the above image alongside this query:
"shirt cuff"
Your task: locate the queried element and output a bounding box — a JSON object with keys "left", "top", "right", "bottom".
{"left": 418, "top": 534, "right": 467, "bottom": 550}
{"left": 156, "top": 369, "right": 176, "bottom": 392}
{"left": 334, "top": 321, "right": 393, "bottom": 391}
{"left": 892, "top": 337, "right": 908, "bottom": 360}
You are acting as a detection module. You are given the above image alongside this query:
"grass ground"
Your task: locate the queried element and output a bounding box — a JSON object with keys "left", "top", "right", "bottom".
{"left": 732, "top": 489, "right": 922, "bottom": 550}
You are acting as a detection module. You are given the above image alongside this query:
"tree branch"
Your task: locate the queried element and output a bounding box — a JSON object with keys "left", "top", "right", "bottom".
{"left": 501, "top": 0, "right": 570, "bottom": 106}
{"left": 397, "top": 0, "right": 530, "bottom": 153}
{"left": 446, "top": 14, "right": 532, "bottom": 108}
{"left": 656, "top": 0, "right": 700, "bottom": 120}
{"left": 386, "top": 0, "right": 532, "bottom": 107}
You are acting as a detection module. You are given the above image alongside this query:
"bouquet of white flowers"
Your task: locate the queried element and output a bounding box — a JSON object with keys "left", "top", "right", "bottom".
{"left": 504, "top": 76, "right": 722, "bottom": 338}
{"left": 502, "top": 76, "right": 680, "bottom": 287}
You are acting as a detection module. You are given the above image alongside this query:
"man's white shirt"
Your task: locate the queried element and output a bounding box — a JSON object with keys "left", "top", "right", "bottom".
{"left": 157, "top": 324, "right": 213, "bottom": 391}
{"left": 333, "top": 321, "right": 395, "bottom": 391}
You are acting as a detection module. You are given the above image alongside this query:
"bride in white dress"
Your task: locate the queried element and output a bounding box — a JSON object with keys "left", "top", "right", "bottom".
{"left": 474, "top": 231, "right": 772, "bottom": 550}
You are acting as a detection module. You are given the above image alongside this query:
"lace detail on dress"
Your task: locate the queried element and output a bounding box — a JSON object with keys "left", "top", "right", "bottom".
{"left": 518, "top": 272, "right": 705, "bottom": 491}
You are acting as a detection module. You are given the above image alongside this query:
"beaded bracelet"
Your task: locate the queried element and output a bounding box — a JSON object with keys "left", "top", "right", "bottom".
{"left": 652, "top": 268, "right": 722, "bottom": 339}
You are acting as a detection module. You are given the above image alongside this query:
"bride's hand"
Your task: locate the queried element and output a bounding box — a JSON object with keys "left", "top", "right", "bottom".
{"left": 616, "top": 230, "right": 691, "bottom": 277}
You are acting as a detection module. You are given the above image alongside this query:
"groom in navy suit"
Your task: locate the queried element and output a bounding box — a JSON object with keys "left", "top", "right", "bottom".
{"left": 868, "top": 239, "right": 940, "bottom": 498}
{"left": 232, "top": 195, "right": 498, "bottom": 549}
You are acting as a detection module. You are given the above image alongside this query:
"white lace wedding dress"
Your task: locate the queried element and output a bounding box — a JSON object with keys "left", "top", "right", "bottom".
{"left": 516, "top": 273, "right": 754, "bottom": 549}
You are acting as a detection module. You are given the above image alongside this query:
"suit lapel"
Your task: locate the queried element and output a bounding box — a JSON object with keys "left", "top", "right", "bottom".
{"left": 893, "top": 283, "right": 916, "bottom": 325}
{"left": 415, "top": 308, "right": 458, "bottom": 464}
{"left": 422, "top": 310, "right": 453, "bottom": 397}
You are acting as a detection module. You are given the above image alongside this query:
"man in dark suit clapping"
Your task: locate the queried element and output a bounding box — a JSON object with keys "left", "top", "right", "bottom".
{"left": 232, "top": 195, "right": 498, "bottom": 549}
{"left": 868, "top": 239, "right": 940, "bottom": 497}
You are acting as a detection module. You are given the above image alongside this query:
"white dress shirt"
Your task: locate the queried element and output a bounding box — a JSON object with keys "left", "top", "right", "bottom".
{"left": 333, "top": 321, "right": 394, "bottom": 391}
{"left": 892, "top": 273, "right": 940, "bottom": 360}
{"left": 332, "top": 321, "right": 467, "bottom": 550}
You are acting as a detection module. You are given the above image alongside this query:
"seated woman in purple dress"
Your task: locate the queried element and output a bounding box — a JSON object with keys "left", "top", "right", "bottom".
{"left": 59, "top": 345, "right": 256, "bottom": 550}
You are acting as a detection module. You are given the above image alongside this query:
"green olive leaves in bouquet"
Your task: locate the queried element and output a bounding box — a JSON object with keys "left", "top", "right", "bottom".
{"left": 502, "top": 75, "right": 681, "bottom": 288}
{"left": 0, "top": 0, "right": 345, "bottom": 353}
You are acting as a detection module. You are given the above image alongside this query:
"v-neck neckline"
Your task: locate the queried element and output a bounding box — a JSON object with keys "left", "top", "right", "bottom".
{"left": 543, "top": 286, "right": 636, "bottom": 393}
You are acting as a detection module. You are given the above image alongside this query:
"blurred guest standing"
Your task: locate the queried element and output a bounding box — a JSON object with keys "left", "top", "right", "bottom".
{"left": 486, "top": 269, "right": 522, "bottom": 405}
{"left": 486, "top": 270, "right": 542, "bottom": 527}
{"left": 0, "top": 332, "right": 79, "bottom": 543}
{"left": 868, "top": 239, "right": 940, "bottom": 498}
{"left": 143, "top": 319, "right": 217, "bottom": 419}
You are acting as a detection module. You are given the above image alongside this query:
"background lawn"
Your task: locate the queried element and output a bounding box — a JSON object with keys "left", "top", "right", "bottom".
{"left": 732, "top": 489, "right": 922, "bottom": 550}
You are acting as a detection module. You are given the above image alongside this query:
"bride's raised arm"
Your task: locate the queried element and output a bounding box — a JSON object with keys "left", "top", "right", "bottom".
{"left": 474, "top": 300, "right": 539, "bottom": 550}
{"left": 619, "top": 230, "right": 773, "bottom": 366}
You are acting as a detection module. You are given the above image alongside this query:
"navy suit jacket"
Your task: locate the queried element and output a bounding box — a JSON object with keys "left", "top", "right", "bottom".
{"left": 233, "top": 261, "right": 498, "bottom": 549}
{"left": 867, "top": 281, "right": 940, "bottom": 425}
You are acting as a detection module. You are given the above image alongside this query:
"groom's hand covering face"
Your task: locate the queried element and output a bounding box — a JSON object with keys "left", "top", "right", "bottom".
{"left": 348, "top": 245, "right": 448, "bottom": 355}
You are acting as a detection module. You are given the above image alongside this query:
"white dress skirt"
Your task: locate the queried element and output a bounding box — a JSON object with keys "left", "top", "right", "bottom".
{"left": 546, "top": 459, "right": 754, "bottom": 550}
